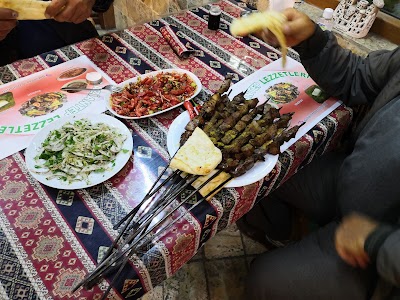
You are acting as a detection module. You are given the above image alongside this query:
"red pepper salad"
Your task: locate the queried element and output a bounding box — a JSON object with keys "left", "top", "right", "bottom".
{"left": 110, "top": 71, "right": 197, "bottom": 117}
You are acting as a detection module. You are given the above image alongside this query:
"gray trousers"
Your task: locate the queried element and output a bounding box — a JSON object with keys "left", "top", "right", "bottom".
{"left": 245, "top": 152, "right": 377, "bottom": 300}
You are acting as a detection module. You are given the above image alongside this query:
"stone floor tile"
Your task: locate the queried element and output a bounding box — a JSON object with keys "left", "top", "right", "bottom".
{"left": 163, "top": 261, "right": 208, "bottom": 300}
{"left": 140, "top": 284, "right": 164, "bottom": 300}
{"left": 205, "top": 257, "right": 248, "bottom": 300}
{"left": 204, "top": 225, "right": 244, "bottom": 259}
{"left": 241, "top": 232, "right": 268, "bottom": 255}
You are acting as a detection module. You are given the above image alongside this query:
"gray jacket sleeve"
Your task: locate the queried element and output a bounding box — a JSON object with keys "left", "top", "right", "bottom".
{"left": 377, "top": 231, "right": 400, "bottom": 286}
{"left": 365, "top": 227, "right": 400, "bottom": 286}
{"left": 294, "top": 25, "right": 400, "bottom": 107}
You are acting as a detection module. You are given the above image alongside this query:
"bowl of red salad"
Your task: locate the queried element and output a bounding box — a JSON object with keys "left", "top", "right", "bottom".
{"left": 107, "top": 69, "right": 202, "bottom": 119}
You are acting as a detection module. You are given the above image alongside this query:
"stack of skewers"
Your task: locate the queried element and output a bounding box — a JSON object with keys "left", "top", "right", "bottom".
{"left": 72, "top": 75, "right": 303, "bottom": 299}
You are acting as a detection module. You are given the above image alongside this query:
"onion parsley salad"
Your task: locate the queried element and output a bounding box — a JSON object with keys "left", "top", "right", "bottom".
{"left": 34, "top": 118, "right": 128, "bottom": 184}
{"left": 110, "top": 71, "right": 197, "bottom": 118}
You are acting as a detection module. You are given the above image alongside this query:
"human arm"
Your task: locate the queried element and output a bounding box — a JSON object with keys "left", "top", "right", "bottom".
{"left": 335, "top": 213, "right": 400, "bottom": 286}
{"left": 260, "top": 8, "right": 400, "bottom": 107}
{"left": 365, "top": 223, "right": 400, "bottom": 286}
{"left": 0, "top": 8, "right": 18, "bottom": 41}
{"left": 335, "top": 213, "right": 378, "bottom": 269}
{"left": 45, "top": 0, "right": 114, "bottom": 24}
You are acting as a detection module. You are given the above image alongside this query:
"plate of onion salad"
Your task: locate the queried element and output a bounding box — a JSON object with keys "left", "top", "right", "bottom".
{"left": 25, "top": 113, "right": 133, "bottom": 189}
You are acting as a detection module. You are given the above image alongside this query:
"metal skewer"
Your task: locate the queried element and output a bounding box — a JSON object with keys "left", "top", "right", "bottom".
{"left": 117, "top": 173, "right": 201, "bottom": 248}
{"left": 74, "top": 75, "right": 239, "bottom": 293}
{"left": 98, "top": 173, "right": 231, "bottom": 299}
{"left": 125, "top": 173, "right": 200, "bottom": 243}
{"left": 97, "top": 170, "right": 184, "bottom": 270}
{"left": 133, "top": 170, "right": 186, "bottom": 226}
{"left": 113, "top": 168, "right": 181, "bottom": 230}
{"left": 75, "top": 170, "right": 225, "bottom": 291}
{"left": 152, "top": 176, "right": 232, "bottom": 243}
{"left": 72, "top": 171, "right": 186, "bottom": 293}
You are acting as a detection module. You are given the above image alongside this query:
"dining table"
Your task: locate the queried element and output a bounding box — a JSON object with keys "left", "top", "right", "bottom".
{"left": 0, "top": 0, "right": 353, "bottom": 299}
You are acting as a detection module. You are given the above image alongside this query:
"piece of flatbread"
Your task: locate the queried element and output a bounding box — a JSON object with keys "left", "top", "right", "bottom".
{"left": 170, "top": 127, "right": 222, "bottom": 176}
{"left": 191, "top": 170, "right": 232, "bottom": 199}
{"left": 230, "top": 10, "right": 287, "bottom": 66}
{"left": 0, "top": 0, "right": 50, "bottom": 20}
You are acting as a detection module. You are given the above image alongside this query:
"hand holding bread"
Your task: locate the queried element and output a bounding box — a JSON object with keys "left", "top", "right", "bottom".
{"left": 230, "top": 10, "right": 288, "bottom": 66}
{"left": 0, "top": 0, "right": 50, "bottom": 20}
{"left": 230, "top": 8, "right": 316, "bottom": 66}
{"left": 0, "top": 8, "right": 18, "bottom": 41}
{"left": 46, "top": 0, "right": 96, "bottom": 24}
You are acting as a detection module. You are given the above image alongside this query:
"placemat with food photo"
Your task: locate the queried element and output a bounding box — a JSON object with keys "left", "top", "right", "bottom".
{"left": 0, "top": 56, "right": 115, "bottom": 160}
{"left": 227, "top": 57, "right": 342, "bottom": 152}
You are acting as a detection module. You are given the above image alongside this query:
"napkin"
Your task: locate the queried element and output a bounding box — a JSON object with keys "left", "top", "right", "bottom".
{"left": 160, "top": 25, "right": 196, "bottom": 59}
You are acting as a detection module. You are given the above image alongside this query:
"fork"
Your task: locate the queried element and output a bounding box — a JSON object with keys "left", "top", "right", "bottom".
{"left": 61, "top": 85, "right": 123, "bottom": 93}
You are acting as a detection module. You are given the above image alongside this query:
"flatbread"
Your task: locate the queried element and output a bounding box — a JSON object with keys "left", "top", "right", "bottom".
{"left": 230, "top": 10, "right": 287, "bottom": 66}
{"left": 0, "top": 0, "right": 50, "bottom": 20}
{"left": 170, "top": 127, "right": 222, "bottom": 176}
{"left": 191, "top": 170, "right": 232, "bottom": 199}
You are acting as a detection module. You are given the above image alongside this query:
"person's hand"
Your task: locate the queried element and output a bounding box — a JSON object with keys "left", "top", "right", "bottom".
{"left": 258, "top": 8, "right": 316, "bottom": 47}
{"left": 45, "top": 0, "right": 96, "bottom": 24}
{"left": 335, "top": 213, "right": 378, "bottom": 269}
{"left": 0, "top": 9, "right": 18, "bottom": 41}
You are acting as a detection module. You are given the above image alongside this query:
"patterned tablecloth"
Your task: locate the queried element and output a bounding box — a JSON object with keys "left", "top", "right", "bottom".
{"left": 0, "top": 1, "right": 353, "bottom": 299}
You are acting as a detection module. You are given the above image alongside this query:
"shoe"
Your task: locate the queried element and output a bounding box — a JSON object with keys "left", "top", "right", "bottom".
{"left": 236, "top": 215, "right": 289, "bottom": 249}
{"left": 237, "top": 208, "right": 309, "bottom": 249}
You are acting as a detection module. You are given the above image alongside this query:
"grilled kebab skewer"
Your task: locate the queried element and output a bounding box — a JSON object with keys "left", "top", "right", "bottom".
{"left": 180, "top": 76, "right": 233, "bottom": 145}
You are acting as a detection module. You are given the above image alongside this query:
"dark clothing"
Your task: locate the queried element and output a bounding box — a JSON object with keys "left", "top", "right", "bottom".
{"left": 16, "top": 19, "right": 98, "bottom": 59}
{"left": 92, "top": 0, "right": 114, "bottom": 13}
{"left": 246, "top": 153, "right": 376, "bottom": 300}
{"left": 0, "top": 0, "right": 113, "bottom": 66}
{"left": 299, "top": 25, "right": 400, "bottom": 145}
{"left": 246, "top": 25, "right": 400, "bottom": 299}
{"left": 248, "top": 224, "right": 376, "bottom": 300}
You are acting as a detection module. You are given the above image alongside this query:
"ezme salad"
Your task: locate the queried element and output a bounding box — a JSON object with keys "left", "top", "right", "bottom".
{"left": 110, "top": 71, "right": 197, "bottom": 117}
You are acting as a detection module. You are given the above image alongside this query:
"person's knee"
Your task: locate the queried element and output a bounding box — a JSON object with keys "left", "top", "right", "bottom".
{"left": 245, "top": 255, "right": 285, "bottom": 300}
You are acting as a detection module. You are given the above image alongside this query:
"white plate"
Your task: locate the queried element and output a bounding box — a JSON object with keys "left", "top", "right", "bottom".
{"left": 167, "top": 111, "right": 279, "bottom": 188}
{"left": 25, "top": 113, "right": 133, "bottom": 190}
{"left": 106, "top": 68, "right": 202, "bottom": 120}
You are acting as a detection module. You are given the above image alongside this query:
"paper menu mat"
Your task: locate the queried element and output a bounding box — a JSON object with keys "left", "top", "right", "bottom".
{"left": 227, "top": 57, "right": 342, "bottom": 152}
{"left": 0, "top": 56, "right": 115, "bottom": 160}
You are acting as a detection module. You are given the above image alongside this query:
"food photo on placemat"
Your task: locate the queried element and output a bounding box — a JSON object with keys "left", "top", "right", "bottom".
{"left": 61, "top": 80, "right": 88, "bottom": 93}
{"left": 0, "top": 56, "right": 117, "bottom": 161}
{"left": 0, "top": 91, "right": 16, "bottom": 113}
{"left": 18, "top": 91, "right": 67, "bottom": 117}
{"left": 265, "top": 82, "right": 300, "bottom": 105}
{"left": 305, "top": 84, "right": 329, "bottom": 103}
{"left": 57, "top": 67, "right": 87, "bottom": 81}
